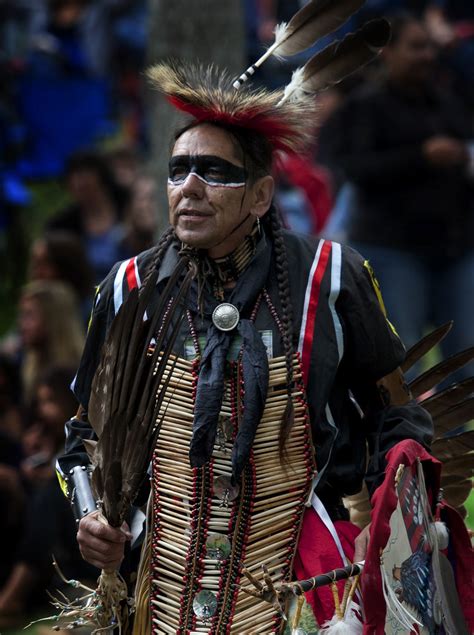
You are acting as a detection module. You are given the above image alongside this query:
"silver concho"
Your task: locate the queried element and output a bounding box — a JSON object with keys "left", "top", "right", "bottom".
{"left": 193, "top": 589, "right": 218, "bottom": 621}
{"left": 212, "top": 303, "right": 240, "bottom": 332}
{"left": 213, "top": 474, "right": 240, "bottom": 507}
{"left": 206, "top": 533, "right": 231, "bottom": 560}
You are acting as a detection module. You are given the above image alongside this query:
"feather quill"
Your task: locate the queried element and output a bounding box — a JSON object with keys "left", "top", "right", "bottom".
{"left": 441, "top": 453, "right": 474, "bottom": 478}
{"left": 281, "top": 19, "right": 390, "bottom": 102}
{"left": 399, "top": 331, "right": 474, "bottom": 517}
{"left": 432, "top": 429, "right": 474, "bottom": 461}
{"left": 442, "top": 478, "right": 472, "bottom": 511}
{"left": 419, "top": 376, "right": 474, "bottom": 417}
{"left": 233, "top": 0, "right": 366, "bottom": 88}
{"left": 408, "top": 346, "right": 474, "bottom": 398}
{"left": 424, "top": 375, "right": 474, "bottom": 514}
{"left": 401, "top": 321, "right": 453, "bottom": 374}
{"left": 431, "top": 396, "right": 474, "bottom": 439}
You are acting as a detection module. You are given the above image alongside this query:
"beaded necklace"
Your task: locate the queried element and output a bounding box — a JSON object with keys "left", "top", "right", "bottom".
{"left": 202, "top": 222, "right": 260, "bottom": 301}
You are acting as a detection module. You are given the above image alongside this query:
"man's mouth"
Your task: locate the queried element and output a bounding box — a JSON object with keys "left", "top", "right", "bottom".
{"left": 179, "top": 209, "right": 211, "bottom": 217}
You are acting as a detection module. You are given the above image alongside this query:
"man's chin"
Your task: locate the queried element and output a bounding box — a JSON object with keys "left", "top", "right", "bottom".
{"left": 175, "top": 229, "right": 214, "bottom": 250}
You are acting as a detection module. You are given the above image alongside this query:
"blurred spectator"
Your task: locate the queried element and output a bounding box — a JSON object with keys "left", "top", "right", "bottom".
{"left": 105, "top": 146, "right": 140, "bottom": 189}
{"left": 46, "top": 150, "right": 130, "bottom": 281}
{"left": 29, "top": 231, "right": 95, "bottom": 322}
{"left": 319, "top": 12, "right": 474, "bottom": 380}
{"left": 0, "top": 1, "right": 34, "bottom": 65}
{"left": 121, "top": 172, "right": 158, "bottom": 256}
{"left": 0, "top": 353, "right": 24, "bottom": 590}
{"left": 0, "top": 354, "right": 23, "bottom": 443}
{"left": 28, "top": 0, "right": 98, "bottom": 79}
{"left": 111, "top": 2, "right": 149, "bottom": 146}
{"left": 26, "top": 0, "right": 131, "bottom": 79}
{"left": 0, "top": 50, "right": 31, "bottom": 322}
{"left": 18, "top": 280, "right": 84, "bottom": 403}
{"left": 0, "top": 366, "right": 94, "bottom": 623}
{"left": 0, "top": 448, "right": 24, "bottom": 591}
{"left": 21, "top": 365, "right": 78, "bottom": 486}
{"left": 13, "top": 0, "right": 135, "bottom": 178}
{"left": 424, "top": 1, "right": 474, "bottom": 105}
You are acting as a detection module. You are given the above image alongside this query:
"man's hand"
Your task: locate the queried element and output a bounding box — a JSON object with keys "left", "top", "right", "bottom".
{"left": 353, "top": 523, "right": 371, "bottom": 563}
{"left": 77, "top": 510, "right": 132, "bottom": 570}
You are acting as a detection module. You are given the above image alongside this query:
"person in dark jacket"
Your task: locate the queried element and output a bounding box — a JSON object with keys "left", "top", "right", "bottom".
{"left": 319, "top": 12, "right": 474, "bottom": 381}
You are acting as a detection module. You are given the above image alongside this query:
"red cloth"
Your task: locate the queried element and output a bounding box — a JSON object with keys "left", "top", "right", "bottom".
{"left": 275, "top": 154, "right": 334, "bottom": 233}
{"left": 294, "top": 506, "right": 361, "bottom": 625}
{"left": 293, "top": 440, "right": 473, "bottom": 631}
{"left": 362, "top": 439, "right": 474, "bottom": 634}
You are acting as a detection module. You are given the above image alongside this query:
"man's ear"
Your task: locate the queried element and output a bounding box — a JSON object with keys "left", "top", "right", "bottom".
{"left": 251, "top": 175, "right": 274, "bottom": 219}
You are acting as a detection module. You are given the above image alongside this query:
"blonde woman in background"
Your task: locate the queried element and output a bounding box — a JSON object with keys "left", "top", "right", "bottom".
{"left": 18, "top": 280, "right": 85, "bottom": 404}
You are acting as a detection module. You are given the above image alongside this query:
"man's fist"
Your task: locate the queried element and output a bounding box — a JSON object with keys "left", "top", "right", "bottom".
{"left": 77, "top": 510, "right": 132, "bottom": 570}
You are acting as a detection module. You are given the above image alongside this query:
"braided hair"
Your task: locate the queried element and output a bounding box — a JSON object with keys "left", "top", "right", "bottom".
{"left": 139, "top": 226, "right": 176, "bottom": 294}
{"left": 264, "top": 205, "right": 295, "bottom": 456}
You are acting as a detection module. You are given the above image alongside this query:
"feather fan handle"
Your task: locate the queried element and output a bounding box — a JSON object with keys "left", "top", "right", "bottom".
{"left": 233, "top": 0, "right": 365, "bottom": 88}
{"left": 280, "top": 19, "right": 391, "bottom": 104}
{"left": 89, "top": 250, "right": 197, "bottom": 528}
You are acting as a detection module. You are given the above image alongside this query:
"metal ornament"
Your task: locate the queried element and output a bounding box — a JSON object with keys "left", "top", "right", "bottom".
{"left": 206, "top": 533, "right": 231, "bottom": 560}
{"left": 69, "top": 465, "right": 97, "bottom": 523}
{"left": 212, "top": 303, "right": 240, "bottom": 332}
{"left": 193, "top": 589, "right": 218, "bottom": 621}
{"left": 213, "top": 474, "right": 240, "bottom": 507}
{"left": 216, "top": 415, "right": 233, "bottom": 451}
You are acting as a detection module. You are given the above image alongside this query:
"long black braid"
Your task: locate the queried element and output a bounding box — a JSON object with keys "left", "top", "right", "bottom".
{"left": 264, "top": 205, "right": 295, "bottom": 457}
{"left": 139, "top": 226, "right": 177, "bottom": 295}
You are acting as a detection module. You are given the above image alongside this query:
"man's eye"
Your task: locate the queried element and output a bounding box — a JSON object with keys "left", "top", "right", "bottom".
{"left": 204, "top": 167, "right": 224, "bottom": 181}
{"left": 170, "top": 166, "right": 188, "bottom": 181}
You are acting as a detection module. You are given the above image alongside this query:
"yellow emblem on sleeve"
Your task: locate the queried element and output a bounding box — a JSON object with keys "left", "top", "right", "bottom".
{"left": 87, "top": 285, "right": 100, "bottom": 332}
{"left": 363, "top": 260, "right": 399, "bottom": 337}
{"left": 56, "top": 468, "right": 70, "bottom": 498}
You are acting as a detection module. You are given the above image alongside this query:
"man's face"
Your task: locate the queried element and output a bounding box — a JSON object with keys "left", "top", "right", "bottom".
{"left": 66, "top": 168, "right": 102, "bottom": 205}
{"left": 168, "top": 124, "right": 263, "bottom": 258}
{"left": 387, "top": 22, "right": 435, "bottom": 84}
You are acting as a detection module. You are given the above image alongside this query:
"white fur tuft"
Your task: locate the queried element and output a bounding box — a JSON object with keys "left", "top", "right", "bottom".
{"left": 430, "top": 521, "right": 449, "bottom": 550}
{"left": 320, "top": 602, "right": 363, "bottom": 634}
{"left": 282, "top": 67, "right": 306, "bottom": 103}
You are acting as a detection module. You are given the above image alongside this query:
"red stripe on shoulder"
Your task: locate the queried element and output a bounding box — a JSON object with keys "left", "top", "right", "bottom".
{"left": 301, "top": 240, "right": 332, "bottom": 385}
{"left": 125, "top": 257, "right": 138, "bottom": 290}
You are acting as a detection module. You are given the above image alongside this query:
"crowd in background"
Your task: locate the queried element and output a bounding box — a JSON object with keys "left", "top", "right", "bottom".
{"left": 0, "top": 0, "right": 473, "bottom": 628}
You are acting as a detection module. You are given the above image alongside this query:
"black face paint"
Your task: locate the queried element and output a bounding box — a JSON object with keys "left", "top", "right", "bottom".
{"left": 168, "top": 155, "right": 247, "bottom": 187}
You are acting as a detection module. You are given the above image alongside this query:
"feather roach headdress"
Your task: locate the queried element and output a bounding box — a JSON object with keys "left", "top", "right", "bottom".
{"left": 147, "top": 62, "right": 319, "bottom": 154}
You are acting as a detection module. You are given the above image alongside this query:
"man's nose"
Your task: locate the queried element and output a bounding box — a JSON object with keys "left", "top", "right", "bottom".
{"left": 181, "top": 172, "right": 205, "bottom": 197}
